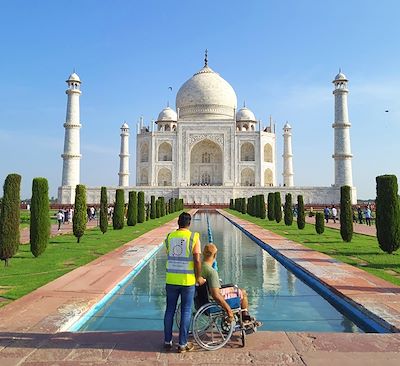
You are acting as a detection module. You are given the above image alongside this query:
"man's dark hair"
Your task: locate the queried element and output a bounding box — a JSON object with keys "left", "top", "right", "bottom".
{"left": 178, "top": 212, "right": 191, "bottom": 228}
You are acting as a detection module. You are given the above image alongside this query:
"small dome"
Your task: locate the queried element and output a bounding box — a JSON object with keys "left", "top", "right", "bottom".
{"left": 283, "top": 122, "right": 291, "bottom": 129}
{"left": 121, "top": 122, "right": 129, "bottom": 129}
{"left": 176, "top": 65, "right": 237, "bottom": 120}
{"left": 157, "top": 107, "right": 177, "bottom": 122}
{"left": 67, "top": 72, "right": 81, "bottom": 82}
{"left": 334, "top": 71, "right": 347, "bottom": 81}
{"left": 236, "top": 107, "right": 256, "bottom": 122}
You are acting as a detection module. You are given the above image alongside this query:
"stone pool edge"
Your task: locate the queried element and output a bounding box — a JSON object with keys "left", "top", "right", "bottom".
{"left": 218, "top": 209, "right": 400, "bottom": 333}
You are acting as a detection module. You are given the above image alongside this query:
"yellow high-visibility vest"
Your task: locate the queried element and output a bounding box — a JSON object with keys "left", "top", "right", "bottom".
{"left": 165, "top": 229, "right": 199, "bottom": 286}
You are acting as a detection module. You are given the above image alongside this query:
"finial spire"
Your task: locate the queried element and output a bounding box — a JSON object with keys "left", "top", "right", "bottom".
{"left": 204, "top": 49, "right": 208, "bottom": 67}
{"left": 167, "top": 100, "right": 170, "bottom": 108}
{"left": 339, "top": 67, "right": 342, "bottom": 73}
{"left": 243, "top": 100, "right": 246, "bottom": 108}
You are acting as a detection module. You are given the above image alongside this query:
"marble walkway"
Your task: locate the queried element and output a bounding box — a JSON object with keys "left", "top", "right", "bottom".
{"left": 0, "top": 210, "right": 398, "bottom": 365}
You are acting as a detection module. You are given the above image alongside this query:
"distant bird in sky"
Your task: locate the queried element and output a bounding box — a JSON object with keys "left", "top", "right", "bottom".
{"left": 168, "top": 86, "right": 173, "bottom": 91}
{"left": 385, "top": 110, "right": 389, "bottom": 112}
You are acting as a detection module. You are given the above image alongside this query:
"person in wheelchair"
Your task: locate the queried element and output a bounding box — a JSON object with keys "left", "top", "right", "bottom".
{"left": 200, "top": 243, "right": 262, "bottom": 330}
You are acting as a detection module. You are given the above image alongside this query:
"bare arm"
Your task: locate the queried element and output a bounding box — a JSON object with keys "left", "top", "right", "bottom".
{"left": 210, "top": 287, "right": 234, "bottom": 320}
{"left": 193, "top": 253, "right": 202, "bottom": 282}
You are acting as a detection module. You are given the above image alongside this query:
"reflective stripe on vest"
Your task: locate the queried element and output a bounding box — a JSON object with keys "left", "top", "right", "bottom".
{"left": 165, "top": 230, "right": 197, "bottom": 286}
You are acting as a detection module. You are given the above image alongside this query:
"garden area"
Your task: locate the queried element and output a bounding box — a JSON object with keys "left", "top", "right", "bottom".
{"left": 226, "top": 208, "right": 400, "bottom": 287}
{"left": 0, "top": 210, "right": 182, "bottom": 308}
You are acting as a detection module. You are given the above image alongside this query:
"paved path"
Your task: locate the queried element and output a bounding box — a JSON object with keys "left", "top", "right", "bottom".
{"left": 20, "top": 220, "right": 99, "bottom": 244}
{"left": 0, "top": 209, "right": 399, "bottom": 365}
{"left": 304, "top": 216, "right": 376, "bottom": 237}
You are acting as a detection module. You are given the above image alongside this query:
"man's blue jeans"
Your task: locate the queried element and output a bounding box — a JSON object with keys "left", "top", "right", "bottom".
{"left": 164, "top": 284, "right": 195, "bottom": 347}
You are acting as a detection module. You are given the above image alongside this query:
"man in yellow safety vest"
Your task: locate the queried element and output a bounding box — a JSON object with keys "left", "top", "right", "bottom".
{"left": 163, "top": 212, "right": 202, "bottom": 353}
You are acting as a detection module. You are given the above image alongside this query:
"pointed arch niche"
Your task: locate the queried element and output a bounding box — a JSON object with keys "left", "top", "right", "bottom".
{"left": 264, "top": 143, "right": 273, "bottom": 162}
{"left": 190, "top": 139, "right": 223, "bottom": 186}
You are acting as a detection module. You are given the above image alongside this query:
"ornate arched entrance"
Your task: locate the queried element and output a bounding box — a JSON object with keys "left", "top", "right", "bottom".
{"left": 190, "top": 139, "right": 223, "bottom": 185}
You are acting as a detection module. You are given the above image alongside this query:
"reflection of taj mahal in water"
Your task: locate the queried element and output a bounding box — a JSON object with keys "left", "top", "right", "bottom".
{"left": 58, "top": 54, "right": 356, "bottom": 204}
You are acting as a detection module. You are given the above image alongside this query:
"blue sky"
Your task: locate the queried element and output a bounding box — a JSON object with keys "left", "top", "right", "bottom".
{"left": 0, "top": 0, "right": 399, "bottom": 199}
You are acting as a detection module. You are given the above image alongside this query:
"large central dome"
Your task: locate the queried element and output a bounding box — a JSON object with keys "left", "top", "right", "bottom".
{"left": 176, "top": 65, "right": 237, "bottom": 120}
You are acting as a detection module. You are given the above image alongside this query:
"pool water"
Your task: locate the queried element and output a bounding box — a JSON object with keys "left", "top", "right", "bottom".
{"left": 77, "top": 212, "right": 361, "bottom": 332}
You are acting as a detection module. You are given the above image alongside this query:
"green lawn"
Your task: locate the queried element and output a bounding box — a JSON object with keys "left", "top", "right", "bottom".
{"left": 226, "top": 209, "right": 400, "bottom": 287}
{"left": 0, "top": 211, "right": 182, "bottom": 307}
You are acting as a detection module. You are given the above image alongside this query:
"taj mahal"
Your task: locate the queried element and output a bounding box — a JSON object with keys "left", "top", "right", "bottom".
{"left": 58, "top": 54, "right": 356, "bottom": 205}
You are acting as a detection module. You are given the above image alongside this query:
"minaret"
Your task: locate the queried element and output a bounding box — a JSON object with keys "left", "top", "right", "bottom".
{"left": 118, "top": 122, "right": 130, "bottom": 187}
{"left": 332, "top": 70, "right": 353, "bottom": 187}
{"left": 61, "top": 72, "right": 82, "bottom": 188}
{"left": 282, "top": 122, "right": 294, "bottom": 187}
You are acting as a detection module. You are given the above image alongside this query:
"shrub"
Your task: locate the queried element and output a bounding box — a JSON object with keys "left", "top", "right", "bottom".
{"left": 156, "top": 199, "right": 161, "bottom": 218}
{"left": 340, "top": 186, "right": 353, "bottom": 242}
{"left": 137, "top": 191, "right": 145, "bottom": 223}
{"left": 150, "top": 195, "right": 156, "bottom": 219}
{"left": 127, "top": 191, "right": 137, "bottom": 226}
{"left": 267, "top": 193, "right": 275, "bottom": 221}
{"left": 297, "top": 195, "right": 305, "bottom": 230}
{"left": 113, "top": 189, "right": 125, "bottom": 230}
{"left": 229, "top": 199, "right": 234, "bottom": 210}
{"left": 376, "top": 175, "right": 400, "bottom": 254}
{"left": 159, "top": 197, "right": 166, "bottom": 217}
{"left": 145, "top": 203, "right": 150, "bottom": 221}
{"left": 241, "top": 198, "right": 247, "bottom": 214}
{"left": 0, "top": 174, "right": 21, "bottom": 265}
{"left": 274, "top": 192, "right": 282, "bottom": 223}
{"left": 30, "top": 178, "right": 50, "bottom": 257}
{"left": 73, "top": 184, "right": 87, "bottom": 243}
{"left": 99, "top": 187, "right": 108, "bottom": 233}
{"left": 260, "top": 195, "right": 266, "bottom": 219}
{"left": 315, "top": 212, "right": 325, "bottom": 234}
{"left": 284, "top": 193, "right": 293, "bottom": 226}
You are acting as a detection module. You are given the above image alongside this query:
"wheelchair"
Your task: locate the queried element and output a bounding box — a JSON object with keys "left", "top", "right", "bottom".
{"left": 176, "top": 283, "right": 251, "bottom": 351}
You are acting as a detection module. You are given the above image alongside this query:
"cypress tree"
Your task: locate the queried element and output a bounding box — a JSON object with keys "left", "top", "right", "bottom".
{"left": 145, "top": 203, "right": 150, "bottom": 221}
{"left": 260, "top": 194, "right": 266, "bottom": 219}
{"left": 112, "top": 189, "right": 125, "bottom": 230}
{"left": 150, "top": 195, "right": 156, "bottom": 219}
{"left": 73, "top": 184, "right": 87, "bottom": 243}
{"left": 30, "top": 177, "right": 50, "bottom": 257}
{"left": 127, "top": 191, "right": 137, "bottom": 226}
{"left": 137, "top": 191, "right": 145, "bottom": 223}
{"left": 284, "top": 193, "right": 293, "bottom": 226}
{"left": 297, "top": 195, "right": 305, "bottom": 230}
{"left": 340, "top": 186, "right": 353, "bottom": 242}
{"left": 241, "top": 198, "right": 247, "bottom": 214}
{"left": 174, "top": 198, "right": 179, "bottom": 212}
{"left": 315, "top": 212, "right": 325, "bottom": 234}
{"left": 254, "top": 195, "right": 260, "bottom": 217}
{"left": 267, "top": 193, "right": 275, "bottom": 221}
{"left": 99, "top": 187, "right": 108, "bottom": 234}
{"left": 376, "top": 175, "right": 400, "bottom": 254}
{"left": 229, "top": 199, "right": 234, "bottom": 210}
{"left": 159, "top": 197, "right": 166, "bottom": 216}
{"left": 156, "top": 199, "right": 161, "bottom": 218}
{"left": 0, "top": 174, "right": 21, "bottom": 265}
{"left": 274, "top": 192, "right": 282, "bottom": 223}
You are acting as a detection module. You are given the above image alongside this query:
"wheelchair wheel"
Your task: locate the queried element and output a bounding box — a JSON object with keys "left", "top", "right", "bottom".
{"left": 192, "top": 303, "right": 235, "bottom": 351}
{"left": 241, "top": 329, "right": 246, "bottom": 347}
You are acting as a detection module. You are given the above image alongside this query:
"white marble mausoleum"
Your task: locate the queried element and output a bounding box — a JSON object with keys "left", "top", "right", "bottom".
{"left": 58, "top": 57, "right": 356, "bottom": 205}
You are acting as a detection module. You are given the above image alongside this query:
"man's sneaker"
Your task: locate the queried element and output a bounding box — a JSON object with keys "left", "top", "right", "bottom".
{"left": 163, "top": 341, "right": 173, "bottom": 351}
{"left": 177, "top": 342, "right": 194, "bottom": 353}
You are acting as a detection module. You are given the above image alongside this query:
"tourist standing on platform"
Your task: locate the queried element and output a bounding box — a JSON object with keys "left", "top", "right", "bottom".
{"left": 163, "top": 212, "right": 202, "bottom": 353}
{"left": 56, "top": 210, "right": 64, "bottom": 231}
{"left": 331, "top": 205, "right": 337, "bottom": 223}
{"left": 357, "top": 206, "right": 363, "bottom": 224}
{"left": 324, "top": 206, "right": 330, "bottom": 223}
{"left": 364, "top": 206, "right": 372, "bottom": 226}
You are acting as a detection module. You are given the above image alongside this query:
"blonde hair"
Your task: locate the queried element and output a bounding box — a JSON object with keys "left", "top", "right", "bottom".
{"left": 203, "top": 243, "right": 218, "bottom": 259}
